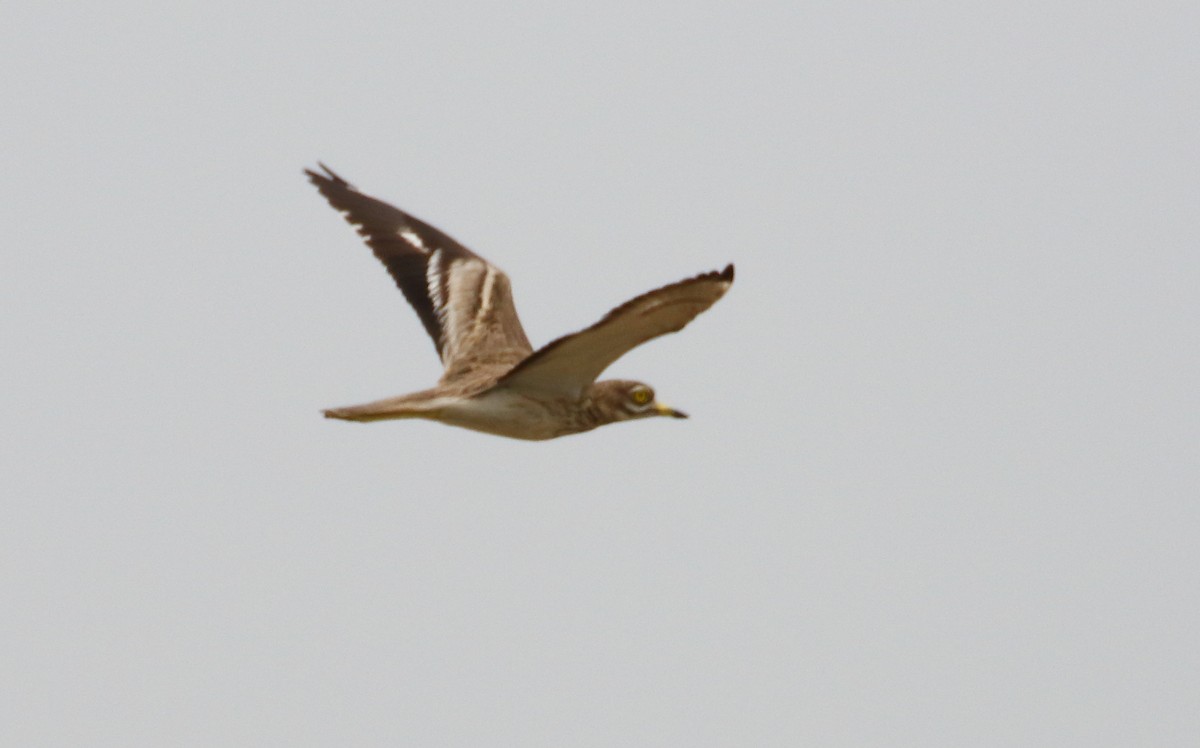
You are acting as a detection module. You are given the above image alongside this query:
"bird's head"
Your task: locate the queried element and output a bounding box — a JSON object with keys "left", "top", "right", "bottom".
{"left": 588, "top": 380, "right": 688, "bottom": 424}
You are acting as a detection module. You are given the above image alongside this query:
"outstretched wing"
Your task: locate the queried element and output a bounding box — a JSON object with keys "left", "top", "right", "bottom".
{"left": 305, "top": 164, "right": 533, "bottom": 374}
{"left": 497, "top": 265, "right": 734, "bottom": 398}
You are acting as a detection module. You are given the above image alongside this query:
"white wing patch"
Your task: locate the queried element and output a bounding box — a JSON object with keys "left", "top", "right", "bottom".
{"left": 427, "top": 248, "right": 445, "bottom": 323}
{"left": 399, "top": 227, "right": 427, "bottom": 252}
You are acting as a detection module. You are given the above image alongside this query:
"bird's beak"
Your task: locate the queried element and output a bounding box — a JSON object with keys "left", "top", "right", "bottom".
{"left": 655, "top": 402, "right": 688, "bottom": 419}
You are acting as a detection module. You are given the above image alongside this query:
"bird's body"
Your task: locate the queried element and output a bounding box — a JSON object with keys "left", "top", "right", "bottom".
{"left": 324, "top": 386, "right": 572, "bottom": 440}
{"left": 306, "top": 164, "right": 733, "bottom": 440}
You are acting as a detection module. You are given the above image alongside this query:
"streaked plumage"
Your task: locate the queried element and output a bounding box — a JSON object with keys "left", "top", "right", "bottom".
{"left": 306, "top": 163, "right": 733, "bottom": 440}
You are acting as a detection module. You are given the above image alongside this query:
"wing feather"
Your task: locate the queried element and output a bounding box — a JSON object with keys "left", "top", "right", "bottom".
{"left": 497, "top": 265, "right": 734, "bottom": 397}
{"left": 305, "top": 164, "right": 532, "bottom": 372}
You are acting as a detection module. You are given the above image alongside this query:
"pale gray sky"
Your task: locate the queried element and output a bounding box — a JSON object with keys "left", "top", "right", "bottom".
{"left": 2, "top": 1, "right": 1197, "bottom": 745}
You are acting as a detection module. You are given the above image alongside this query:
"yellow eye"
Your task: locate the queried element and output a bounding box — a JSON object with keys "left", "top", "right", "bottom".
{"left": 631, "top": 389, "right": 651, "bottom": 405}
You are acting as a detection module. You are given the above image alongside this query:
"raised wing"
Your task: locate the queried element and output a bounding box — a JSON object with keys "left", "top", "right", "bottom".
{"left": 305, "top": 164, "right": 533, "bottom": 374}
{"left": 497, "top": 265, "right": 734, "bottom": 398}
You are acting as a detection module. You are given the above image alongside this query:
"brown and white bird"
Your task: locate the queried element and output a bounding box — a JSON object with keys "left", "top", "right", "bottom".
{"left": 306, "top": 164, "right": 734, "bottom": 440}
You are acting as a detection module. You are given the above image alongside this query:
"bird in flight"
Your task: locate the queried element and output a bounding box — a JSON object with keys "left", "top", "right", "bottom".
{"left": 306, "top": 163, "right": 734, "bottom": 440}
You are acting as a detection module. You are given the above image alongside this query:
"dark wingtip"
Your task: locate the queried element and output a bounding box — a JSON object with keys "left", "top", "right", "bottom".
{"left": 305, "top": 162, "right": 349, "bottom": 187}
{"left": 720, "top": 264, "right": 735, "bottom": 282}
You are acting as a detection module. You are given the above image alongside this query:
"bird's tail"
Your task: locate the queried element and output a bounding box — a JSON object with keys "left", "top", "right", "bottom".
{"left": 322, "top": 390, "right": 443, "bottom": 423}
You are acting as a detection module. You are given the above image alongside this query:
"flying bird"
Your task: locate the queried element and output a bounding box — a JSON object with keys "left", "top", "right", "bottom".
{"left": 306, "top": 164, "right": 734, "bottom": 440}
